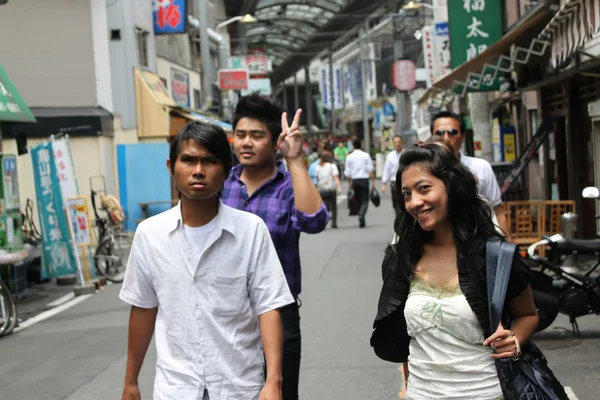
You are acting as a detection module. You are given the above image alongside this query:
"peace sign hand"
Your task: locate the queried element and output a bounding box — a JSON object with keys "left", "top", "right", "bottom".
{"left": 277, "top": 109, "right": 303, "bottom": 161}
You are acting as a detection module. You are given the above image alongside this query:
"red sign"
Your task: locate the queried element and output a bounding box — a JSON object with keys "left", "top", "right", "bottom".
{"left": 218, "top": 69, "right": 249, "bottom": 90}
{"left": 392, "top": 60, "right": 417, "bottom": 91}
{"left": 245, "top": 55, "right": 268, "bottom": 76}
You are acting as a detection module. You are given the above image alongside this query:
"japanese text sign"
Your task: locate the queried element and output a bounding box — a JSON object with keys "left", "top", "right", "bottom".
{"left": 448, "top": 0, "right": 502, "bottom": 91}
{"left": 153, "top": 0, "right": 186, "bottom": 35}
{"left": 31, "top": 143, "right": 77, "bottom": 280}
{"left": 219, "top": 69, "right": 249, "bottom": 90}
{"left": 67, "top": 196, "right": 92, "bottom": 246}
{"left": 170, "top": 67, "right": 190, "bottom": 107}
{"left": 52, "top": 139, "right": 78, "bottom": 199}
{"left": 245, "top": 55, "right": 268, "bottom": 76}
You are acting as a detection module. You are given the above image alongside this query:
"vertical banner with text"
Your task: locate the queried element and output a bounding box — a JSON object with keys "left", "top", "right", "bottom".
{"left": 31, "top": 143, "right": 77, "bottom": 279}
{"left": 448, "top": 0, "right": 502, "bottom": 91}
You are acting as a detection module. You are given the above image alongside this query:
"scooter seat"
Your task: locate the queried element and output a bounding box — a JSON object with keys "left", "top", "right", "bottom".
{"left": 556, "top": 238, "right": 600, "bottom": 254}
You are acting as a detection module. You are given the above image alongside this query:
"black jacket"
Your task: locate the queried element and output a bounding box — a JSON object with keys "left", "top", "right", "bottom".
{"left": 370, "top": 237, "right": 530, "bottom": 363}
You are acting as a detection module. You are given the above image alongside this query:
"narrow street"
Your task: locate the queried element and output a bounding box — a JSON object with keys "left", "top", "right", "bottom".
{"left": 0, "top": 189, "right": 597, "bottom": 399}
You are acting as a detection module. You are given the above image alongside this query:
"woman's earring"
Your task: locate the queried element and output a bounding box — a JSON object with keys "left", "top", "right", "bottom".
{"left": 412, "top": 219, "right": 416, "bottom": 230}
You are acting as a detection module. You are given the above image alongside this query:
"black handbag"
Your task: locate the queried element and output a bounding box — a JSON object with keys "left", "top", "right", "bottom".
{"left": 486, "top": 240, "right": 568, "bottom": 400}
{"left": 347, "top": 189, "right": 359, "bottom": 216}
{"left": 370, "top": 188, "right": 381, "bottom": 207}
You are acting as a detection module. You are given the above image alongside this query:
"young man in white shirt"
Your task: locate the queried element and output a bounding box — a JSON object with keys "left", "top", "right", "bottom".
{"left": 430, "top": 111, "right": 511, "bottom": 240}
{"left": 119, "top": 121, "right": 295, "bottom": 400}
{"left": 381, "top": 135, "right": 404, "bottom": 215}
{"left": 345, "top": 138, "right": 375, "bottom": 228}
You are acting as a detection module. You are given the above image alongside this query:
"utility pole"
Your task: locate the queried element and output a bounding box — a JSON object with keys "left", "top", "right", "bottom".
{"left": 359, "top": 24, "right": 371, "bottom": 155}
{"left": 329, "top": 51, "right": 335, "bottom": 133}
{"left": 294, "top": 74, "right": 300, "bottom": 110}
{"left": 304, "top": 65, "right": 313, "bottom": 129}
{"left": 197, "top": 0, "right": 212, "bottom": 108}
{"left": 393, "top": 10, "right": 405, "bottom": 137}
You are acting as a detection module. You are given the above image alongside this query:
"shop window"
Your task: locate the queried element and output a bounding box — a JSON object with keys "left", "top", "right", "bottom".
{"left": 135, "top": 28, "right": 149, "bottom": 68}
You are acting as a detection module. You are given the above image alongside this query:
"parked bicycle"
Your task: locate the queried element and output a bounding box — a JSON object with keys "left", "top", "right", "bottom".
{"left": 90, "top": 176, "right": 132, "bottom": 283}
{"left": 0, "top": 278, "right": 17, "bottom": 337}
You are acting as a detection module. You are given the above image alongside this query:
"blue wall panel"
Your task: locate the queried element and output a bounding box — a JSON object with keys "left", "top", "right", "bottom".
{"left": 117, "top": 143, "right": 171, "bottom": 232}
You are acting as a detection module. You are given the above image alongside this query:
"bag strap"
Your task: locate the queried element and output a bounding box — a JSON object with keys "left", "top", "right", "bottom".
{"left": 485, "top": 239, "right": 517, "bottom": 332}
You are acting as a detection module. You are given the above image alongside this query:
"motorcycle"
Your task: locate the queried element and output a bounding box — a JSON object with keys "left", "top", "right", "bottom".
{"left": 527, "top": 186, "right": 600, "bottom": 335}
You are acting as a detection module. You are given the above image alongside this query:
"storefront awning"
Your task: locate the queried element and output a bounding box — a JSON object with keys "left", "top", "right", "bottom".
{"left": 2, "top": 106, "right": 113, "bottom": 138}
{"left": 432, "top": 3, "right": 553, "bottom": 94}
{"left": 538, "top": 0, "right": 600, "bottom": 68}
{"left": 134, "top": 68, "right": 232, "bottom": 139}
{"left": 0, "top": 64, "right": 36, "bottom": 123}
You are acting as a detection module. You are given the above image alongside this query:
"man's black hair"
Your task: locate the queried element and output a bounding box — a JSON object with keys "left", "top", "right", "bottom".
{"left": 233, "top": 92, "right": 283, "bottom": 146}
{"left": 393, "top": 134, "right": 404, "bottom": 141}
{"left": 169, "top": 121, "right": 233, "bottom": 177}
{"left": 430, "top": 110, "right": 465, "bottom": 135}
{"left": 353, "top": 139, "right": 362, "bottom": 150}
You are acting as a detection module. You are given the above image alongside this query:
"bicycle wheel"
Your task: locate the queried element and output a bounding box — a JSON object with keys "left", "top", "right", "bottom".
{"left": 0, "top": 280, "right": 17, "bottom": 337}
{"left": 94, "top": 234, "right": 133, "bottom": 283}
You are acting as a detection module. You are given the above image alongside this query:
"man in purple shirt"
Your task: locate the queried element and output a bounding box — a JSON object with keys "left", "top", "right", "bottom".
{"left": 221, "top": 93, "right": 329, "bottom": 399}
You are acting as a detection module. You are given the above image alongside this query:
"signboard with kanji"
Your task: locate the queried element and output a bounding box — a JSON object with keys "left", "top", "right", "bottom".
{"left": 0, "top": 65, "right": 35, "bottom": 123}
{"left": 67, "top": 196, "right": 93, "bottom": 246}
{"left": 448, "top": 0, "right": 502, "bottom": 91}
{"left": 392, "top": 60, "right": 417, "bottom": 91}
{"left": 153, "top": 0, "right": 186, "bottom": 35}
{"left": 170, "top": 67, "right": 190, "bottom": 107}
{"left": 52, "top": 139, "right": 78, "bottom": 199}
{"left": 218, "top": 69, "right": 249, "bottom": 90}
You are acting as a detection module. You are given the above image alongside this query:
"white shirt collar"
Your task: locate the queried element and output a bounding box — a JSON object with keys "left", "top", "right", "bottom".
{"left": 165, "top": 200, "right": 236, "bottom": 236}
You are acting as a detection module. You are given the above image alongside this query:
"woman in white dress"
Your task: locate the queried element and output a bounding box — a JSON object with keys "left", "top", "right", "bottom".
{"left": 371, "top": 141, "right": 541, "bottom": 400}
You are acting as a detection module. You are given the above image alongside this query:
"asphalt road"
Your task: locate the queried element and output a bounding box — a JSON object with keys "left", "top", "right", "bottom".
{"left": 0, "top": 188, "right": 597, "bottom": 399}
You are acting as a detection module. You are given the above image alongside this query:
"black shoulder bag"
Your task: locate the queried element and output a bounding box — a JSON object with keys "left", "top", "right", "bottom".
{"left": 486, "top": 240, "right": 568, "bottom": 400}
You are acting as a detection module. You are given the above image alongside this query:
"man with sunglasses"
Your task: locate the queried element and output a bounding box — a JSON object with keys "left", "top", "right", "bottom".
{"left": 430, "top": 111, "right": 511, "bottom": 240}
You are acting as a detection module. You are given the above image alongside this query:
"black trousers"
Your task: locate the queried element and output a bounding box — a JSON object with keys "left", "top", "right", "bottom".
{"left": 319, "top": 189, "right": 337, "bottom": 227}
{"left": 266, "top": 302, "right": 301, "bottom": 399}
{"left": 352, "top": 179, "right": 370, "bottom": 219}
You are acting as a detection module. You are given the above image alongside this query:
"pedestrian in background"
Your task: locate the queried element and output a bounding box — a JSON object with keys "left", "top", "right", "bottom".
{"left": 334, "top": 140, "right": 348, "bottom": 178}
{"left": 316, "top": 145, "right": 342, "bottom": 229}
{"left": 221, "top": 93, "right": 329, "bottom": 400}
{"left": 344, "top": 138, "right": 375, "bottom": 228}
{"left": 430, "top": 111, "right": 511, "bottom": 240}
{"left": 371, "top": 142, "right": 538, "bottom": 399}
{"left": 119, "top": 121, "right": 294, "bottom": 400}
{"left": 381, "top": 135, "right": 404, "bottom": 215}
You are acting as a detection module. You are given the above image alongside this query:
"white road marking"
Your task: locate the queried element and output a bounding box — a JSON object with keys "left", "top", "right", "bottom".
{"left": 565, "top": 387, "right": 579, "bottom": 400}
{"left": 46, "top": 292, "right": 75, "bottom": 308}
{"left": 14, "top": 294, "right": 94, "bottom": 333}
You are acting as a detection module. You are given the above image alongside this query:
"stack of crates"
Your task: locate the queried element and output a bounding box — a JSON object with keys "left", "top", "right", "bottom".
{"left": 0, "top": 154, "right": 26, "bottom": 297}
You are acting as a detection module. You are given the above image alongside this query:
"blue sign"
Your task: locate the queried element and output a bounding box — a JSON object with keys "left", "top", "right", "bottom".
{"left": 31, "top": 143, "right": 77, "bottom": 280}
{"left": 382, "top": 102, "right": 395, "bottom": 116}
{"left": 153, "top": 0, "right": 187, "bottom": 35}
{"left": 435, "top": 22, "right": 449, "bottom": 36}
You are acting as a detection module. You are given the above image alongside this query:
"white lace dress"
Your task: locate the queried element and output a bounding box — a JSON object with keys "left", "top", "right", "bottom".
{"left": 404, "top": 277, "right": 504, "bottom": 400}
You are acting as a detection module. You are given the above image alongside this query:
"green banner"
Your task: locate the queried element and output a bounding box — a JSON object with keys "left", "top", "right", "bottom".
{"left": 448, "top": 0, "right": 503, "bottom": 93}
{"left": 0, "top": 64, "right": 36, "bottom": 123}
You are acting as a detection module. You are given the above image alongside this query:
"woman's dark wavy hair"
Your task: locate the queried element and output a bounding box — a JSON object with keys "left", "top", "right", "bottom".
{"left": 393, "top": 143, "right": 502, "bottom": 273}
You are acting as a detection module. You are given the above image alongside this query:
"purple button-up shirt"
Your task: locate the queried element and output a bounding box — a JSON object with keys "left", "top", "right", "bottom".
{"left": 221, "top": 162, "right": 329, "bottom": 297}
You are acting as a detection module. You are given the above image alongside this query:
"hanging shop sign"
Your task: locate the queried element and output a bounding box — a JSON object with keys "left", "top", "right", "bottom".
{"left": 434, "top": 22, "right": 451, "bottom": 77}
{"left": 448, "top": 0, "right": 502, "bottom": 92}
{"left": 153, "top": 0, "right": 187, "bottom": 35}
{"left": 67, "top": 196, "right": 93, "bottom": 246}
{"left": 319, "top": 64, "right": 343, "bottom": 110}
{"left": 393, "top": 60, "right": 417, "bottom": 91}
{"left": 422, "top": 26, "right": 437, "bottom": 88}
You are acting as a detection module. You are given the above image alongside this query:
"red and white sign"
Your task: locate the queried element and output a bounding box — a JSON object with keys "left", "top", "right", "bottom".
{"left": 52, "top": 139, "right": 78, "bottom": 199}
{"left": 422, "top": 26, "right": 437, "bottom": 88}
{"left": 392, "top": 60, "right": 417, "bottom": 91}
{"left": 245, "top": 55, "right": 268, "bottom": 76}
{"left": 218, "top": 69, "right": 249, "bottom": 90}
